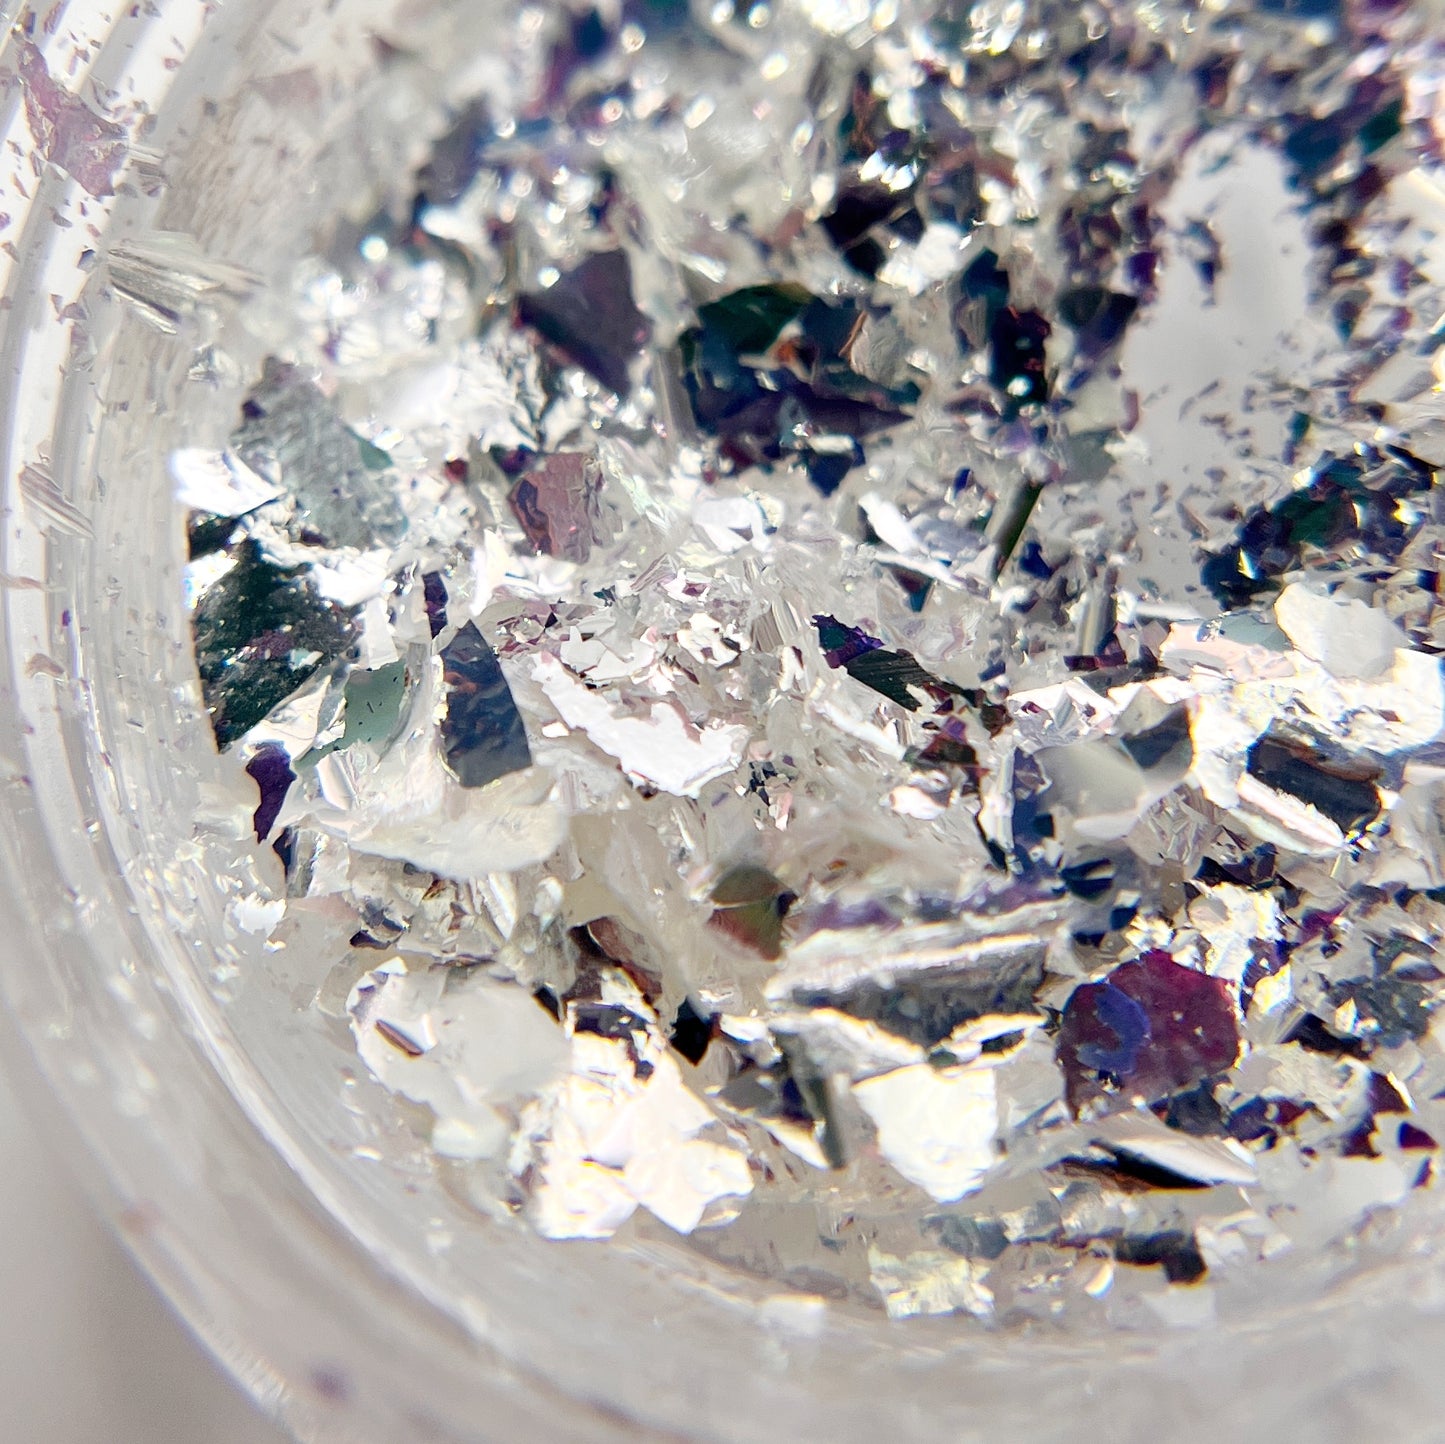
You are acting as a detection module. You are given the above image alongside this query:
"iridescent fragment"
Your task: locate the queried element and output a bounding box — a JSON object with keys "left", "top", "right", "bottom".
{"left": 813, "top": 615, "right": 964, "bottom": 712}
{"left": 708, "top": 866, "right": 795, "bottom": 961}
{"left": 1245, "top": 734, "right": 1381, "bottom": 837}
{"left": 1057, "top": 952, "right": 1241, "bottom": 1116}
{"left": 681, "top": 288, "right": 913, "bottom": 487}
{"left": 231, "top": 360, "right": 407, "bottom": 550}
{"left": 328, "top": 660, "right": 409, "bottom": 755}
{"left": 422, "top": 573, "right": 448, "bottom": 639}
{"left": 439, "top": 623, "right": 532, "bottom": 789}
{"left": 192, "top": 541, "right": 357, "bottom": 750}
{"left": 1202, "top": 448, "right": 1432, "bottom": 606}
{"left": 509, "top": 452, "right": 600, "bottom": 562}
{"left": 517, "top": 251, "right": 649, "bottom": 396}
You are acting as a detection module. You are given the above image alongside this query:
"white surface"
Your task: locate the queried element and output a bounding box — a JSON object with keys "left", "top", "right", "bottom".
{"left": 0, "top": 1049, "right": 287, "bottom": 1444}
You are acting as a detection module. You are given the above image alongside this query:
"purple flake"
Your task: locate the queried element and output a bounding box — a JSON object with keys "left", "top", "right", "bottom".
{"left": 1227, "top": 1096, "right": 1309, "bottom": 1146}
{"left": 1057, "top": 951, "right": 1240, "bottom": 1116}
{"left": 915, "top": 718, "right": 981, "bottom": 774}
{"left": 1068, "top": 982, "right": 1151, "bottom": 1076}
{"left": 1125, "top": 248, "right": 1159, "bottom": 292}
{"left": 1339, "top": 1075, "right": 1410, "bottom": 1157}
{"left": 440, "top": 622, "right": 533, "bottom": 789}
{"left": 509, "top": 452, "right": 601, "bottom": 563}
{"left": 1057, "top": 286, "right": 1139, "bottom": 361}
{"left": 245, "top": 744, "right": 296, "bottom": 842}
{"left": 422, "top": 571, "right": 449, "bottom": 639}
{"left": 539, "top": 8, "right": 613, "bottom": 108}
{"left": 517, "top": 251, "right": 650, "bottom": 396}
{"left": 1400, "top": 1122, "right": 1437, "bottom": 1151}
{"left": 16, "top": 42, "right": 128, "bottom": 199}
{"left": 413, "top": 99, "right": 493, "bottom": 211}
{"left": 812, "top": 614, "right": 884, "bottom": 668}
{"left": 791, "top": 896, "right": 899, "bottom": 939}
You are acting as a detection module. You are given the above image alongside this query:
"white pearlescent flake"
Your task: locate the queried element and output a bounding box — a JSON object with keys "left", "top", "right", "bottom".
{"left": 1274, "top": 583, "right": 1407, "bottom": 680}
{"left": 853, "top": 1063, "right": 999, "bottom": 1203}
{"left": 348, "top": 960, "right": 570, "bottom": 1157}
{"left": 522, "top": 1032, "right": 753, "bottom": 1238}
{"left": 533, "top": 653, "right": 749, "bottom": 797}
{"left": 170, "top": 448, "right": 279, "bottom": 516}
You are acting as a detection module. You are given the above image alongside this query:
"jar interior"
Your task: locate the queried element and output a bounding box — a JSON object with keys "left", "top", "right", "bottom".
{"left": 7, "top": 1, "right": 1445, "bottom": 1439}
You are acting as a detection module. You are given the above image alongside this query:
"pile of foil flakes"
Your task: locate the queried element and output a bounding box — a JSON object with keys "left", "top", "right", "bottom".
{"left": 172, "top": 0, "right": 1445, "bottom": 1324}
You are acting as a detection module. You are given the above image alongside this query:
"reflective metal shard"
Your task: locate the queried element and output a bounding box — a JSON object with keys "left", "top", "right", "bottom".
{"left": 439, "top": 622, "right": 532, "bottom": 789}
{"left": 192, "top": 541, "right": 357, "bottom": 750}
{"left": 1058, "top": 952, "right": 1241, "bottom": 1117}
{"left": 517, "top": 250, "right": 649, "bottom": 396}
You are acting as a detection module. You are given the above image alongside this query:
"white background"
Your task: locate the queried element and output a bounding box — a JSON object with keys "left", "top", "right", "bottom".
{"left": 0, "top": 1054, "right": 285, "bottom": 1444}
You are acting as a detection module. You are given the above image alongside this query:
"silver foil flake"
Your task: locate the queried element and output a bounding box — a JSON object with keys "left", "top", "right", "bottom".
{"left": 515, "top": 1015, "right": 755, "bottom": 1239}
{"left": 347, "top": 958, "right": 569, "bottom": 1159}
{"left": 178, "top": 0, "right": 1445, "bottom": 1320}
{"left": 231, "top": 359, "right": 408, "bottom": 551}
{"left": 868, "top": 1245, "right": 994, "bottom": 1321}
{"left": 105, "top": 232, "right": 258, "bottom": 334}
{"left": 533, "top": 653, "right": 750, "bottom": 797}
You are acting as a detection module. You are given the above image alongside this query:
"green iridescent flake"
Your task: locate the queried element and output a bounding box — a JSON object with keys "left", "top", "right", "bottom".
{"left": 708, "top": 865, "right": 795, "bottom": 960}
{"left": 694, "top": 284, "right": 812, "bottom": 356}
{"left": 192, "top": 540, "right": 357, "bottom": 750}
{"left": 303, "top": 659, "right": 411, "bottom": 767}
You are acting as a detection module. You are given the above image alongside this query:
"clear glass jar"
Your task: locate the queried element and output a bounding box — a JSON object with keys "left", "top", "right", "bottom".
{"left": 2, "top": 3, "right": 1445, "bottom": 1440}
